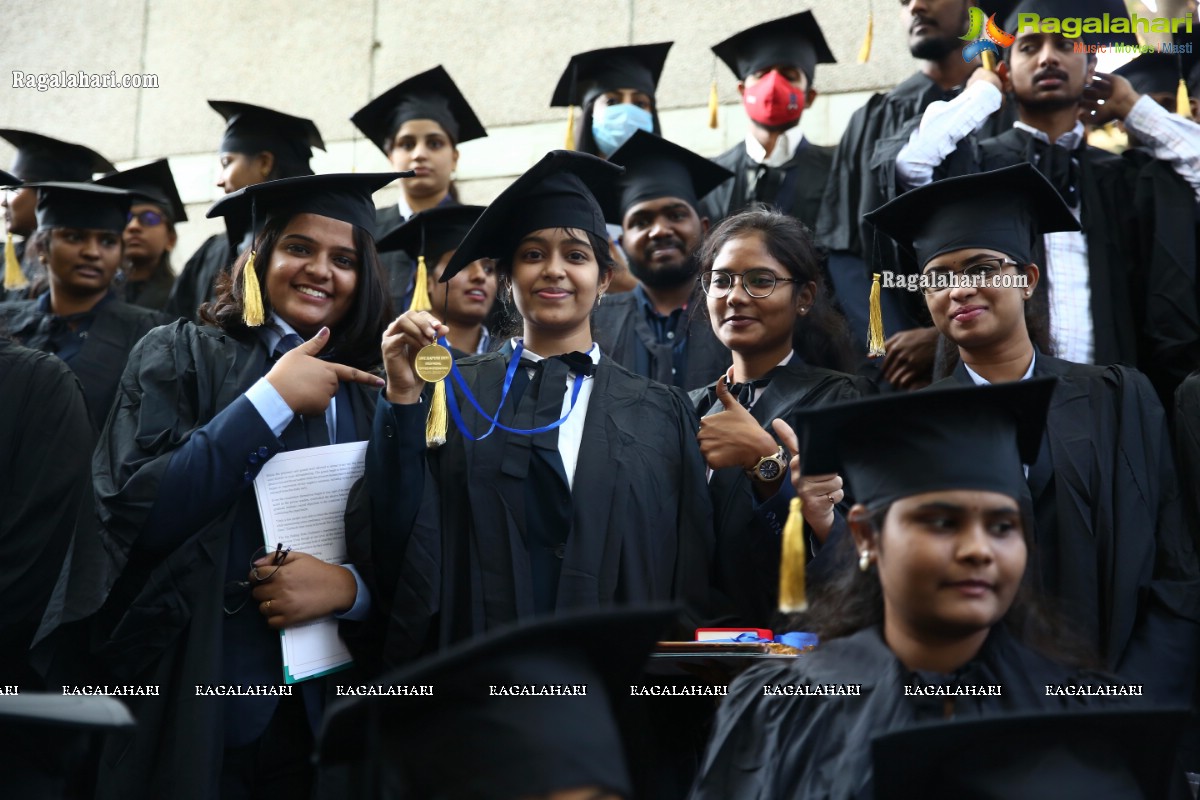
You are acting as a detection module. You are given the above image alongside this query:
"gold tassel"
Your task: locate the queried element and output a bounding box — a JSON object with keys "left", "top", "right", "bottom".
{"left": 4, "top": 229, "right": 27, "bottom": 291}
{"left": 1179, "top": 77, "right": 1192, "bottom": 119}
{"left": 981, "top": 50, "right": 997, "bottom": 72}
{"left": 778, "top": 497, "right": 808, "bottom": 613}
{"left": 867, "top": 272, "right": 886, "bottom": 357}
{"left": 565, "top": 105, "right": 576, "bottom": 151}
{"left": 857, "top": 12, "right": 874, "bottom": 64}
{"left": 708, "top": 79, "right": 719, "bottom": 129}
{"left": 407, "top": 254, "right": 448, "bottom": 447}
{"left": 241, "top": 250, "right": 265, "bottom": 327}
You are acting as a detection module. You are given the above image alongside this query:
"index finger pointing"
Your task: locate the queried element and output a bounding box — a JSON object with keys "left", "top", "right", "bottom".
{"left": 331, "top": 363, "right": 387, "bottom": 387}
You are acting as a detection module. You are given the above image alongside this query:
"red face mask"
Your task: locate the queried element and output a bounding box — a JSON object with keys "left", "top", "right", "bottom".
{"left": 742, "top": 70, "right": 805, "bottom": 127}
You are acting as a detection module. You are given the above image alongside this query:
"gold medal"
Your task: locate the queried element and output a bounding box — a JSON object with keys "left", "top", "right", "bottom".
{"left": 415, "top": 343, "right": 453, "bottom": 382}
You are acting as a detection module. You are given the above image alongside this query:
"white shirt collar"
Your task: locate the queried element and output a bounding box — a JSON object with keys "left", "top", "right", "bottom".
{"left": 511, "top": 339, "right": 602, "bottom": 369}
{"left": 963, "top": 351, "right": 1037, "bottom": 386}
{"left": 397, "top": 195, "right": 414, "bottom": 221}
{"left": 744, "top": 125, "right": 806, "bottom": 167}
{"left": 1012, "top": 120, "right": 1085, "bottom": 150}
{"left": 259, "top": 313, "right": 302, "bottom": 354}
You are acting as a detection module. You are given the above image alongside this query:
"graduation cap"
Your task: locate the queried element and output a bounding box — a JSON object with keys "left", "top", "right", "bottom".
{"left": 872, "top": 708, "right": 1191, "bottom": 799}
{"left": 602, "top": 129, "right": 734, "bottom": 224}
{"left": 550, "top": 42, "right": 673, "bottom": 110}
{"left": 207, "top": 172, "right": 409, "bottom": 326}
{"left": 0, "top": 129, "right": 114, "bottom": 183}
{"left": 791, "top": 378, "right": 1055, "bottom": 510}
{"left": 863, "top": 163, "right": 1081, "bottom": 270}
{"left": 1004, "top": 0, "right": 1139, "bottom": 48}
{"left": 208, "top": 100, "right": 325, "bottom": 174}
{"left": 29, "top": 182, "right": 132, "bottom": 234}
{"left": 0, "top": 169, "right": 18, "bottom": 188}
{"left": 442, "top": 150, "right": 623, "bottom": 281}
{"left": 96, "top": 158, "right": 188, "bottom": 223}
{"left": 319, "top": 607, "right": 676, "bottom": 800}
{"left": 376, "top": 203, "right": 485, "bottom": 269}
{"left": 711, "top": 11, "right": 836, "bottom": 84}
{"left": 1114, "top": 25, "right": 1197, "bottom": 116}
{"left": 352, "top": 65, "right": 487, "bottom": 156}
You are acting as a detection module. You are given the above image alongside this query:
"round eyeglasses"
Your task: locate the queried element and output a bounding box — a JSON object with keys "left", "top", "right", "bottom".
{"left": 127, "top": 210, "right": 166, "bottom": 227}
{"left": 700, "top": 268, "right": 802, "bottom": 299}
{"left": 920, "top": 258, "right": 1021, "bottom": 296}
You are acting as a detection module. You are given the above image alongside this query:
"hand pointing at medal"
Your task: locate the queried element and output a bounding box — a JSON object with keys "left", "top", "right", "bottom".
{"left": 383, "top": 309, "right": 450, "bottom": 404}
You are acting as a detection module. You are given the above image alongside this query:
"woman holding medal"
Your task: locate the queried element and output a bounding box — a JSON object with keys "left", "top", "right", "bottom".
{"left": 52, "top": 173, "right": 401, "bottom": 799}
{"left": 353, "top": 150, "right": 715, "bottom": 668}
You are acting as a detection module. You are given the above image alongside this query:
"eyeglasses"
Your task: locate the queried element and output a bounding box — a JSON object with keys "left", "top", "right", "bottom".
{"left": 920, "top": 258, "right": 1021, "bottom": 296}
{"left": 223, "top": 543, "right": 291, "bottom": 616}
{"left": 127, "top": 210, "right": 166, "bottom": 227}
{"left": 700, "top": 268, "right": 802, "bottom": 299}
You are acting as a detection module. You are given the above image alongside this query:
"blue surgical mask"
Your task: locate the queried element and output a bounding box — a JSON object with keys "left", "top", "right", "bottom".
{"left": 591, "top": 103, "right": 655, "bottom": 157}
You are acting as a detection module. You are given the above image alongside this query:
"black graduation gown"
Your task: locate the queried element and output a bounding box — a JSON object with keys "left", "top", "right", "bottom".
{"left": 690, "top": 362, "right": 874, "bottom": 626}
{"left": 120, "top": 261, "right": 176, "bottom": 313}
{"left": 0, "top": 296, "right": 166, "bottom": 431}
{"left": 347, "top": 350, "right": 715, "bottom": 668}
{"left": 374, "top": 196, "right": 461, "bottom": 314}
{"left": 592, "top": 288, "right": 732, "bottom": 392}
{"left": 934, "top": 354, "right": 1200, "bottom": 701}
{"left": 1178, "top": 371, "right": 1200, "bottom": 535}
{"left": 0, "top": 341, "right": 92, "bottom": 688}
{"left": 68, "top": 321, "right": 377, "bottom": 800}
{"left": 691, "top": 624, "right": 1134, "bottom": 800}
{"left": 164, "top": 232, "right": 234, "bottom": 321}
{"left": 699, "top": 140, "right": 832, "bottom": 232}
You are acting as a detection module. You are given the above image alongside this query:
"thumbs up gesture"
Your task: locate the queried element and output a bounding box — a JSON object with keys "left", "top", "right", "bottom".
{"left": 697, "top": 371, "right": 780, "bottom": 472}
{"left": 266, "top": 327, "right": 385, "bottom": 416}
{"left": 771, "top": 418, "right": 844, "bottom": 544}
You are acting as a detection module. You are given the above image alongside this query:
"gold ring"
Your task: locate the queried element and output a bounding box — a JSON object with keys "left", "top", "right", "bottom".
{"left": 265, "top": 600, "right": 272, "bottom": 611}
{"left": 827, "top": 494, "right": 835, "bottom": 505}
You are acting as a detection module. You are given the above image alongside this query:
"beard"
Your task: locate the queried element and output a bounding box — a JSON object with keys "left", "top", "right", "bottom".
{"left": 1017, "top": 92, "right": 1082, "bottom": 114}
{"left": 628, "top": 244, "right": 699, "bottom": 291}
{"left": 910, "top": 35, "right": 961, "bottom": 61}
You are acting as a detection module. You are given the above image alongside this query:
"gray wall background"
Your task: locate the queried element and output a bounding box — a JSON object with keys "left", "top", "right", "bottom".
{"left": 2, "top": 0, "right": 931, "bottom": 259}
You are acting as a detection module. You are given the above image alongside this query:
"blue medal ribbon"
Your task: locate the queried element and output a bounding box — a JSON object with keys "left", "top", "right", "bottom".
{"left": 441, "top": 337, "right": 587, "bottom": 442}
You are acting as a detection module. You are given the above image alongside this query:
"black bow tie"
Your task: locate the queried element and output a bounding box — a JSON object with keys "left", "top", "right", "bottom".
{"left": 1024, "top": 133, "right": 1080, "bottom": 209}
{"left": 727, "top": 377, "right": 771, "bottom": 409}
{"left": 520, "top": 351, "right": 595, "bottom": 378}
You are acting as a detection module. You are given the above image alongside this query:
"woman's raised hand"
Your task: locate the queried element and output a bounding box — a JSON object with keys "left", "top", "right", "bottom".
{"left": 382, "top": 310, "right": 450, "bottom": 404}
{"left": 266, "top": 327, "right": 385, "bottom": 416}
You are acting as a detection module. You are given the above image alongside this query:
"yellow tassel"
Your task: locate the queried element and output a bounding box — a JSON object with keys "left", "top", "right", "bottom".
{"left": 857, "top": 12, "right": 874, "bottom": 64}
{"left": 778, "top": 497, "right": 808, "bottom": 613}
{"left": 867, "top": 272, "right": 886, "bottom": 358}
{"left": 1179, "top": 77, "right": 1192, "bottom": 119}
{"left": 427, "top": 379, "right": 448, "bottom": 447}
{"left": 241, "top": 250, "right": 265, "bottom": 327}
{"left": 981, "top": 50, "right": 997, "bottom": 73}
{"left": 565, "top": 105, "right": 576, "bottom": 151}
{"left": 409, "top": 254, "right": 431, "bottom": 312}
{"left": 4, "top": 229, "right": 27, "bottom": 291}
{"left": 708, "top": 79, "right": 719, "bottom": 129}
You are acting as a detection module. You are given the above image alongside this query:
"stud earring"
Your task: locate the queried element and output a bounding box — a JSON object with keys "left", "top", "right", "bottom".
{"left": 858, "top": 551, "right": 871, "bottom": 572}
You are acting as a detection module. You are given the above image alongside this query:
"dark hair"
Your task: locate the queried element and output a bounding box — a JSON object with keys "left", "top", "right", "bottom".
{"left": 575, "top": 94, "right": 663, "bottom": 158}
{"left": 697, "top": 207, "right": 858, "bottom": 373}
{"left": 789, "top": 502, "right": 1102, "bottom": 670}
{"left": 932, "top": 262, "right": 1053, "bottom": 380}
{"left": 199, "top": 213, "right": 393, "bottom": 371}
{"left": 492, "top": 228, "right": 614, "bottom": 339}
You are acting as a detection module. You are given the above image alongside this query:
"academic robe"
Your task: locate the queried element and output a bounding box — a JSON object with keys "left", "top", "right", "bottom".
{"left": 347, "top": 349, "right": 716, "bottom": 668}
{"left": 933, "top": 354, "right": 1200, "bottom": 702}
{"left": 1178, "top": 371, "right": 1200, "bottom": 535}
{"left": 699, "top": 140, "right": 832, "bottom": 232}
{"left": 690, "top": 362, "right": 874, "bottom": 626}
{"left": 691, "top": 624, "right": 1136, "bottom": 800}
{"left": 120, "top": 261, "right": 176, "bottom": 313}
{"left": 0, "top": 296, "right": 165, "bottom": 431}
{"left": 68, "top": 321, "right": 377, "bottom": 800}
{"left": 592, "top": 288, "right": 731, "bottom": 392}
{"left": 0, "top": 340, "right": 92, "bottom": 688}
{"left": 374, "top": 195, "right": 459, "bottom": 315}
{"left": 164, "top": 232, "right": 234, "bottom": 321}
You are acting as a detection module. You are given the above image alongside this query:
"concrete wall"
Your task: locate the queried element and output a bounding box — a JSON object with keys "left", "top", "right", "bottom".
{"left": 2, "top": 0, "right": 922, "bottom": 260}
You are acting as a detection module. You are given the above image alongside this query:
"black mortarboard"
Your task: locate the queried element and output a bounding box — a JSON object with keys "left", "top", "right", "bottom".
{"left": 96, "top": 158, "right": 188, "bottom": 223}
{"left": 376, "top": 204, "right": 485, "bottom": 270}
{"left": 30, "top": 182, "right": 132, "bottom": 233}
{"left": 551, "top": 42, "right": 673, "bottom": 109}
{"left": 0, "top": 169, "right": 18, "bottom": 187}
{"left": 0, "top": 129, "right": 114, "bottom": 183}
{"left": 206, "top": 172, "right": 408, "bottom": 233}
{"left": 207, "top": 100, "right": 324, "bottom": 174}
{"left": 442, "top": 150, "right": 623, "bottom": 281}
{"left": 791, "top": 378, "right": 1055, "bottom": 509}
{"left": 319, "top": 607, "right": 676, "bottom": 799}
{"left": 863, "top": 164, "right": 1080, "bottom": 270}
{"left": 1114, "top": 25, "right": 1198, "bottom": 98}
{"left": 873, "top": 708, "right": 1191, "bottom": 799}
{"left": 1005, "top": 0, "right": 1139, "bottom": 48}
{"left": 602, "top": 130, "right": 734, "bottom": 223}
{"left": 711, "top": 11, "right": 836, "bottom": 84}
{"left": 352, "top": 65, "right": 487, "bottom": 156}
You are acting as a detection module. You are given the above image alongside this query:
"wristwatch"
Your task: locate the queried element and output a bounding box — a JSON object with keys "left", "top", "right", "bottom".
{"left": 746, "top": 446, "right": 787, "bottom": 482}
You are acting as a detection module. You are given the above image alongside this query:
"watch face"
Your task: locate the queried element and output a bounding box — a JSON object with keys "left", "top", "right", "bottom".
{"left": 758, "top": 460, "right": 782, "bottom": 480}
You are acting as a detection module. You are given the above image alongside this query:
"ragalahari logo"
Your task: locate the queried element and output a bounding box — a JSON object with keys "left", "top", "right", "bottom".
{"left": 960, "top": 7, "right": 1016, "bottom": 63}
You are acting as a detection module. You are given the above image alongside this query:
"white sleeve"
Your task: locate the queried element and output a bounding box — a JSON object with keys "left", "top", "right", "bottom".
{"left": 1123, "top": 94, "right": 1200, "bottom": 201}
{"left": 895, "top": 81, "right": 1005, "bottom": 190}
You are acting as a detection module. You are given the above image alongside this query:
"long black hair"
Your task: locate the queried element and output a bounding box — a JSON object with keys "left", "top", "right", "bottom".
{"left": 200, "top": 212, "right": 393, "bottom": 371}
{"left": 697, "top": 206, "right": 858, "bottom": 373}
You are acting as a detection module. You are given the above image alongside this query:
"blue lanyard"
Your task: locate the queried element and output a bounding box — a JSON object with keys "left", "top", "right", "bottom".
{"left": 441, "top": 337, "right": 587, "bottom": 441}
